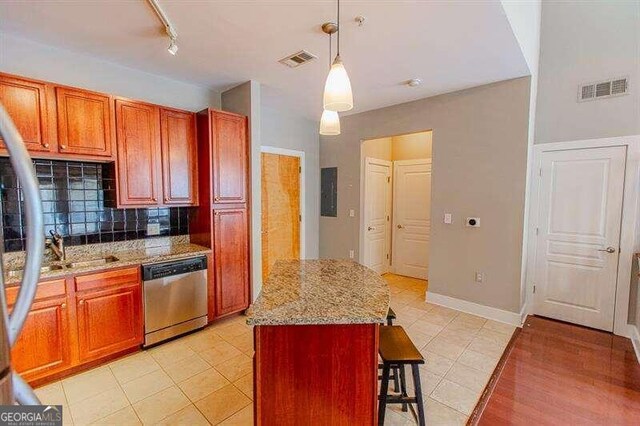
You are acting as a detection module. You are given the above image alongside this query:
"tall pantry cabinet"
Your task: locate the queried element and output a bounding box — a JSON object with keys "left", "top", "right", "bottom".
{"left": 191, "top": 109, "right": 251, "bottom": 320}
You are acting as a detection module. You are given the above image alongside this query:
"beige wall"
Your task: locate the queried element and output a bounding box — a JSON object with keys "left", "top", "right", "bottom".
{"left": 535, "top": 1, "right": 640, "bottom": 144}
{"left": 320, "top": 77, "right": 530, "bottom": 313}
{"left": 392, "top": 132, "right": 433, "bottom": 160}
{"left": 362, "top": 137, "right": 392, "bottom": 161}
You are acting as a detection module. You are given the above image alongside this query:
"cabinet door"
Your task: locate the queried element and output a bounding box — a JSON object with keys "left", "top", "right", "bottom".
{"left": 56, "top": 87, "right": 113, "bottom": 157}
{"left": 0, "top": 74, "right": 52, "bottom": 153}
{"left": 115, "top": 99, "right": 161, "bottom": 207}
{"left": 76, "top": 276, "right": 142, "bottom": 363}
{"left": 10, "top": 280, "right": 71, "bottom": 382}
{"left": 214, "top": 208, "right": 249, "bottom": 317}
{"left": 211, "top": 111, "right": 248, "bottom": 205}
{"left": 160, "top": 108, "right": 198, "bottom": 205}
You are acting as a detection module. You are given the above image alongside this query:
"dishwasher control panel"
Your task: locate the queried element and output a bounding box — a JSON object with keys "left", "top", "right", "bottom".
{"left": 142, "top": 256, "right": 207, "bottom": 281}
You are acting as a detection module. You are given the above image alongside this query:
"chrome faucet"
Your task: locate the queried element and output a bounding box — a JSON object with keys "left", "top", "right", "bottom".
{"left": 45, "top": 230, "right": 65, "bottom": 262}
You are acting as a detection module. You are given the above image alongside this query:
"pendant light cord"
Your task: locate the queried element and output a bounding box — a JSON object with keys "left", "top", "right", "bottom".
{"left": 337, "top": 0, "right": 340, "bottom": 56}
{"left": 329, "top": 33, "right": 332, "bottom": 68}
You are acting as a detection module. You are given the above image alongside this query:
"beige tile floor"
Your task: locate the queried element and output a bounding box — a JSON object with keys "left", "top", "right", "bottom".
{"left": 34, "top": 273, "right": 514, "bottom": 425}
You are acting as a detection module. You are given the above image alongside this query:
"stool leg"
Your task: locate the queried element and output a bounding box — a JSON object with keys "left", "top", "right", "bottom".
{"left": 392, "top": 364, "right": 400, "bottom": 393}
{"left": 378, "top": 364, "right": 390, "bottom": 426}
{"left": 398, "top": 364, "right": 408, "bottom": 412}
{"left": 411, "top": 365, "right": 426, "bottom": 426}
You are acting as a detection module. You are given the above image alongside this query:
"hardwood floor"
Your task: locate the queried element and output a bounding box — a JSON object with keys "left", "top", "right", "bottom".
{"left": 476, "top": 316, "right": 640, "bottom": 425}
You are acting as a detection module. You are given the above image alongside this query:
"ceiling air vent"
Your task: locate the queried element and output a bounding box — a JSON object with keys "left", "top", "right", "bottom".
{"left": 279, "top": 50, "right": 317, "bottom": 68}
{"left": 578, "top": 77, "right": 629, "bottom": 102}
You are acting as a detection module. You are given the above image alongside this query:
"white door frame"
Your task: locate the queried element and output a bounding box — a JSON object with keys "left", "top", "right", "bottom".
{"left": 260, "top": 146, "right": 305, "bottom": 259}
{"left": 524, "top": 135, "right": 640, "bottom": 337}
{"left": 361, "top": 157, "right": 392, "bottom": 272}
{"left": 391, "top": 159, "right": 432, "bottom": 276}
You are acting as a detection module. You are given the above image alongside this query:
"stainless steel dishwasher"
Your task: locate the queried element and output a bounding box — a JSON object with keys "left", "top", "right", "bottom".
{"left": 142, "top": 256, "right": 208, "bottom": 347}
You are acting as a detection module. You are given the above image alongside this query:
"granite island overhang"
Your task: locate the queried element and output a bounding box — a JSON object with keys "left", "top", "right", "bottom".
{"left": 246, "top": 259, "right": 390, "bottom": 425}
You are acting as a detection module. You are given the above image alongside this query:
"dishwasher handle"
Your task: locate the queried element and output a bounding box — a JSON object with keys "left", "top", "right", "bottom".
{"left": 142, "top": 256, "right": 207, "bottom": 281}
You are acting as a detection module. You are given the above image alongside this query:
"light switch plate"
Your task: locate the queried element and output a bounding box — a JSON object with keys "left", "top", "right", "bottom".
{"left": 349, "top": 250, "right": 355, "bottom": 259}
{"left": 349, "top": 209, "right": 355, "bottom": 218}
{"left": 147, "top": 223, "right": 160, "bottom": 236}
{"left": 444, "top": 213, "right": 452, "bottom": 224}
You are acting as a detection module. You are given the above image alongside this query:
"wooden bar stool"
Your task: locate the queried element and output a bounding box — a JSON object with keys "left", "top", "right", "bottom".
{"left": 379, "top": 308, "right": 400, "bottom": 392}
{"left": 378, "top": 325, "right": 426, "bottom": 426}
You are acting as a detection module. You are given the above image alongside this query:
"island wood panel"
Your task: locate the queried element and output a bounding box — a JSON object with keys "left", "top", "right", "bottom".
{"left": 0, "top": 73, "right": 53, "bottom": 153}
{"left": 261, "top": 152, "right": 300, "bottom": 281}
{"left": 55, "top": 87, "right": 114, "bottom": 158}
{"left": 254, "top": 323, "right": 379, "bottom": 425}
{"left": 160, "top": 107, "right": 198, "bottom": 205}
{"left": 211, "top": 111, "right": 248, "bottom": 205}
{"left": 115, "top": 99, "right": 162, "bottom": 207}
{"left": 213, "top": 208, "right": 250, "bottom": 317}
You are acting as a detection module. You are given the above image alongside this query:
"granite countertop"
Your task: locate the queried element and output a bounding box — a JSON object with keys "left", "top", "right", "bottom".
{"left": 2, "top": 236, "right": 211, "bottom": 286}
{"left": 246, "top": 259, "right": 390, "bottom": 326}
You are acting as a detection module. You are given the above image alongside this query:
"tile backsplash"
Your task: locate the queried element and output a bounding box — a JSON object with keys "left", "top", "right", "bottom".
{"left": 0, "top": 158, "right": 190, "bottom": 252}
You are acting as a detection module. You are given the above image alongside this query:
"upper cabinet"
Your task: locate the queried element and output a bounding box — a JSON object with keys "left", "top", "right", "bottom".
{"left": 0, "top": 74, "right": 53, "bottom": 153}
{"left": 115, "top": 99, "right": 162, "bottom": 207}
{"left": 160, "top": 108, "right": 198, "bottom": 206}
{"left": 211, "top": 111, "right": 248, "bottom": 205}
{"left": 56, "top": 87, "right": 114, "bottom": 158}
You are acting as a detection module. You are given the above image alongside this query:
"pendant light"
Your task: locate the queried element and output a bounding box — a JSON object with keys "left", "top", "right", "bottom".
{"left": 322, "top": 0, "right": 353, "bottom": 112}
{"left": 320, "top": 31, "right": 341, "bottom": 135}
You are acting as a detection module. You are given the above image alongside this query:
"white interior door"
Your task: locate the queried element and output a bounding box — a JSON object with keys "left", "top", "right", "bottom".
{"left": 534, "top": 146, "right": 626, "bottom": 331}
{"left": 392, "top": 159, "right": 431, "bottom": 280}
{"left": 363, "top": 158, "right": 392, "bottom": 274}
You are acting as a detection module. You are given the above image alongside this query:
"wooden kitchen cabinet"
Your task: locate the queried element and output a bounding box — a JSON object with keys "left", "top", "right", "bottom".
{"left": 115, "top": 99, "right": 162, "bottom": 207}
{"left": 211, "top": 111, "right": 248, "bottom": 205}
{"left": 55, "top": 87, "right": 114, "bottom": 158}
{"left": 160, "top": 108, "right": 198, "bottom": 205}
{"left": 74, "top": 267, "right": 143, "bottom": 363}
{"left": 0, "top": 73, "right": 54, "bottom": 154}
{"left": 9, "top": 279, "right": 72, "bottom": 383}
{"left": 213, "top": 208, "right": 250, "bottom": 317}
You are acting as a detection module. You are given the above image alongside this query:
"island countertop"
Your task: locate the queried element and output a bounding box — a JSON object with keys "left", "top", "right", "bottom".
{"left": 246, "top": 259, "right": 390, "bottom": 326}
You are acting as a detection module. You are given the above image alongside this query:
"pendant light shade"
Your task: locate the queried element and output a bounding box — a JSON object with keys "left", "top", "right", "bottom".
{"left": 319, "top": 109, "right": 341, "bottom": 135}
{"left": 323, "top": 55, "right": 353, "bottom": 112}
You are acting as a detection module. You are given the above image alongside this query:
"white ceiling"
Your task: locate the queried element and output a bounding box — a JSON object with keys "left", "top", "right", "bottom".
{"left": 0, "top": 0, "right": 530, "bottom": 119}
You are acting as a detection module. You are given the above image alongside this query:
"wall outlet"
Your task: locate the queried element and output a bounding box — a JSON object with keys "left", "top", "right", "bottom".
{"left": 349, "top": 250, "right": 355, "bottom": 259}
{"left": 349, "top": 209, "right": 355, "bottom": 218}
{"left": 147, "top": 223, "right": 160, "bottom": 236}
{"left": 475, "top": 272, "right": 483, "bottom": 283}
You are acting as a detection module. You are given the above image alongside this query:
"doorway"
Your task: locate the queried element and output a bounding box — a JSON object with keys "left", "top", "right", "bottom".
{"left": 360, "top": 131, "right": 432, "bottom": 279}
{"left": 532, "top": 146, "right": 625, "bottom": 331}
{"left": 261, "top": 147, "right": 305, "bottom": 281}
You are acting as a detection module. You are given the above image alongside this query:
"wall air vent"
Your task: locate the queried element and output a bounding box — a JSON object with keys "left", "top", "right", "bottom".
{"left": 578, "top": 77, "right": 629, "bottom": 102}
{"left": 279, "top": 50, "right": 317, "bottom": 68}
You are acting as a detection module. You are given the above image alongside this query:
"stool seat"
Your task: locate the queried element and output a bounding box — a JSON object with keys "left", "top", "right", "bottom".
{"left": 379, "top": 326, "right": 424, "bottom": 364}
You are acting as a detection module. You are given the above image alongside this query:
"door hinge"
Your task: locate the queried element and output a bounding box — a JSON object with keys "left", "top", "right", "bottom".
{"left": 386, "top": 254, "right": 389, "bottom": 260}
{"left": 538, "top": 168, "right": 542, "bottom": 177}
{"left": 387, "top": 215, "right": 390, "bottom": 221}
{"left": 535, "top": 227, "right": 539, "bottom": 236}
{"left": 387, "top": 176, "right": 391, "bottom": 183}
{"left": 533, "top": 285, "right": 536, "bottom": 294}
{"left": 299, "top": 214, "right": 302, "bottom": 222}
{"left": 299, "top": 166, "right": 302, "bottom": 173}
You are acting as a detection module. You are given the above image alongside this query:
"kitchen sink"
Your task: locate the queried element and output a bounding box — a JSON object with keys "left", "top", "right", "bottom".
{"left": 65, "top": 255, "right": 119, "bottom": 269}
{"left": 6, "top": 264, "right": 64, "bottom": 278}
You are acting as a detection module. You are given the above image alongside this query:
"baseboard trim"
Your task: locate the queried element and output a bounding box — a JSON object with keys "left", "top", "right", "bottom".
{"left": 631, "top": 325, "right": 640, "bottom": 365}
{"left": 426, "top": 291, "right": 523, "bottom": 327}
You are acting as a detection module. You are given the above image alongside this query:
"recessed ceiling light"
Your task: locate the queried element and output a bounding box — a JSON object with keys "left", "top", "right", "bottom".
{"left": 407, "top": 78, "right": 422, "bottom": 87}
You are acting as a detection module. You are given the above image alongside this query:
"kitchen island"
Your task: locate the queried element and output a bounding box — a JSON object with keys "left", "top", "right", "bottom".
{"left": 247, "top": 259, "right": 389, "bottom": 425}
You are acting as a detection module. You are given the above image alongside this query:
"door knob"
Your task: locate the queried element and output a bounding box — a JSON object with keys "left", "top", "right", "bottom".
{"left": 397, "top": 224, "right": 404, "bottom": 229}
{"left": 597, "top": 247, "right": 616, "bottom": 253}
{"left": 367, "top": 226, "right": 374, "bottom": 231}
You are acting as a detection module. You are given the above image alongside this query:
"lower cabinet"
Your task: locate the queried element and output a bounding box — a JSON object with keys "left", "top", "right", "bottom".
{"left": 9, "top": 267, "right": 143, "bottom": 385}
{"left": 10, "top": 279, "right": 72, "bottom": 383}
{"left": 75, "top": 268, "right": 143, "bottom": 363}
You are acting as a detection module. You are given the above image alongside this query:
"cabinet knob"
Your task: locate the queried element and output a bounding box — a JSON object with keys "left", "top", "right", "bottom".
{"left": 164, "top": 197, "right": 169, "bottom": 202}
{"left": 61, "top": 303, "right": 66, "bottom": 309}
{"left": 214, "top": 196, "right": 220, "bottom": 201}
{"left": 60, "top": 144, "right": 67, "bottom": 150}
{"left": 78, "top": 300, "right": 84, "bottom": 305}
{"left": 214, "top": 211, "right": 219, "bottom": 216}
{"left": 42, "top": 142, "right": 50, "bottom": 148}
